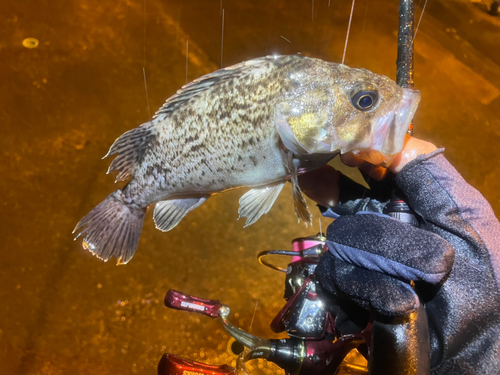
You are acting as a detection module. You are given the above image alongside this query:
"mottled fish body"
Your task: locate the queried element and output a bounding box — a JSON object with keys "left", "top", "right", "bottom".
{"left": 74, "top": 55, "right": 420, "bottom": 264}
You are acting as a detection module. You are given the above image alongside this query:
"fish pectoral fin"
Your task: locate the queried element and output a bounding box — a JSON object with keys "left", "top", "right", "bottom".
{"left": 238, "top": 183, "right": 285, "bottom": 227}
{"left": 283, "top": 150, "right": 312, "bottom": 226}
{"left": 276, "top": 111, "right": 309, "bottom": 155}
{"left": 153, "top": 195, "right": 209, "bottom": 232}
{"left": 105, "top": 122, "right": 155, "bottom": 182}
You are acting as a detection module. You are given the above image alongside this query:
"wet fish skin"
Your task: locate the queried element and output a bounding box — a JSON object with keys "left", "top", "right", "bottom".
{"left": 124, "top": 57, "right": 296, "bottom": 206}
{"left": 74, "top": 55, "right": 420, "bottom": 265}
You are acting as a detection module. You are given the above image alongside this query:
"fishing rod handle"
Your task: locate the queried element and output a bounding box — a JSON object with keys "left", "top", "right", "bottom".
{"left": 370, "top": 195, "right": 430, "bottom": 374}
{"left": 369, "top": 304, "right": 430, "bottom": 374}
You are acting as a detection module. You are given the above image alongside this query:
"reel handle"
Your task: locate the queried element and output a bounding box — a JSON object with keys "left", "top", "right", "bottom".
{"left": 164, "top": 290, "right": 223, "bottom": 318}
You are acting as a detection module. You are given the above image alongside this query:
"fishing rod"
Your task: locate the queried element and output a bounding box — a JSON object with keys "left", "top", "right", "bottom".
{"left": 397, "top": 0, "right": 416, "bottom": 136}
{"left": 370, "top": 1, "right": 431, "bottom": 374}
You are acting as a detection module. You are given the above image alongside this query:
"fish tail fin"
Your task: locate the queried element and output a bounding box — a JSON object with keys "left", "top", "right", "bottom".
{"left": 73, "top": 190, "right": 146, "bottom": 265}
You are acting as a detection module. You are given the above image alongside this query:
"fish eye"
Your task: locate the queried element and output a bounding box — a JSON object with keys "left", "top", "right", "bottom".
{"left": 351, "top": 90, "right": 378, "bottom": 111}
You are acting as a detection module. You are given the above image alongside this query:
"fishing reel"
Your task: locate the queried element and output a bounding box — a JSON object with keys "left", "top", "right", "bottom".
{"left": 159, "top": 233, "right": 372, "bottom": 375}
{"left": 159, "top": 225, "right": 431, "bottom": 375}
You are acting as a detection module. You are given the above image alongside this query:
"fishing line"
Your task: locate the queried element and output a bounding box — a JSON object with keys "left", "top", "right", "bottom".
{"left": 142, "top": 0, "right": 151, "bottom": 123}
{"left": 414, "top": 0, "right": 428, "bottom": 41}
{"left": 342, "top": 0, "right": 356, "bottom": 65}
{"left": 143, "top": 67, "right": 152, "bottom": 123}
{"left": 280, "top": 35, "right": 292, "bottom": 43}
{"left": 186, "top": 40, "right": 189, "bottom": 84}
{"left": 221, "top": 9, "right": 225, "bottom": 68}
{"left": 143, "top": 0, "right": 146, "bottom": 67}
{"left": 249, "top": 299, "right": 259, "bottom": 333}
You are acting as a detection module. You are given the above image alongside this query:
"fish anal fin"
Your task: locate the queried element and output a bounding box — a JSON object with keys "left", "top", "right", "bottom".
{"left": 153, "top": 196, "right": 209, "bottom": 232}
{"left": 105, "top": 122, "right": 155, "bottom": 182}
{"left": 238, "top": 183, "right": 285, "bottom": 227}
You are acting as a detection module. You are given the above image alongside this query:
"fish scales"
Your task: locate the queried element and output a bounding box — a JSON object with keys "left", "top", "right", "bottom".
{"left": 74, "top": 55, "right": 421, "bottom": 264}
{"left": 124, "top": 57, "right": 305, "bottom": 206}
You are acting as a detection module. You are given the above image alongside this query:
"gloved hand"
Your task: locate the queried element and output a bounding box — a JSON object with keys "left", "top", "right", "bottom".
{"left": 300, "top": 137, "right": 500, "bottom": 374}
{"left": 316, "top": 212, "right": 454, "bottom": 317}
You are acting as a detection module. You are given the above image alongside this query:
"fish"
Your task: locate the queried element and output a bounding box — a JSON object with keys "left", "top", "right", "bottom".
{"left": 73, "top": 55, "right": 420, "bottom": 265}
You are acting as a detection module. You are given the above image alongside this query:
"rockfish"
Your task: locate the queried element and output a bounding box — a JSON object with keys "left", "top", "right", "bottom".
{"left": 74, "top": 55, "right": 420, "bottom": 264}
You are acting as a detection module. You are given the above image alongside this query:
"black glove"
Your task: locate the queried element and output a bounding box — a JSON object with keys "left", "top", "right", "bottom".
{"left": 316, "top": 151, "right": 500, "bottom": 374}
{"left": 316, "top": 212, "right": 454, "bottom": 316}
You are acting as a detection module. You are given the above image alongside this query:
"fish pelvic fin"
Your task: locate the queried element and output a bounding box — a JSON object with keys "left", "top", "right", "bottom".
{"left": 238, "top": 183, "right": 285, "bottom": 227}
{"left": 153, "top": 196, "right": 210, "bottom": 232}
{"left": 73, "top": 190, "right": 146, "bottom": 265}
{"left": 104, "top": 122, "right": 155, "bottom": 182}
{"left": 282, "top": 150, "right": 312, "bottom": 226}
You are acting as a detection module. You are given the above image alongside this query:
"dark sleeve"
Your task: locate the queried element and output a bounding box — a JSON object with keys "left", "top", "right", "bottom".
{"left": 395, "top": 149, "right": 500, "bottom": 374}
{"left": 319, "top": 172, "right": 392, "bottom": 217}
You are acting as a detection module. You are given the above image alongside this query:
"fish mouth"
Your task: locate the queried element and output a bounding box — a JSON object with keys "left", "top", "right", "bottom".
{"left": 355, "top": 88, "right": 421, "bottom": 166}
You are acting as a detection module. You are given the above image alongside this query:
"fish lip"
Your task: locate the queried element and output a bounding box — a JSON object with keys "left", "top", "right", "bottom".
{"left": 372, "top": 88, "right": 421, "bottom": 155}
{"left": 385, "top": 88, "right": 421, "bottom": 153}
{"left": 351, "top": 88, "right": 420, "bottom": 166}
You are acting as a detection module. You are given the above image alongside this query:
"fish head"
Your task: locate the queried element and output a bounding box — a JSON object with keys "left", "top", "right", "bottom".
{"left": 277, "top": 62, "right": 421, "bottom": 166}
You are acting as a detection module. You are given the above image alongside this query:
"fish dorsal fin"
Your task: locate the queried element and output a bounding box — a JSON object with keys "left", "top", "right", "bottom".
{"left": 154, "top": 56, "right": 280, "bottom": 117}
{"left": 238, "top": 183, "right": 285, "bottom": 227}
{"left": 153, "top": 196, "right": 209, "bottom": 232}
{"left": 105, "top": 122, "right": 155, "bottom": 182}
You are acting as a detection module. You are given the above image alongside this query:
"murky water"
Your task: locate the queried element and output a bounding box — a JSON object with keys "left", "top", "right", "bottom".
{"left": 1, "top": 0, "right": 500, "bottom": 374}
